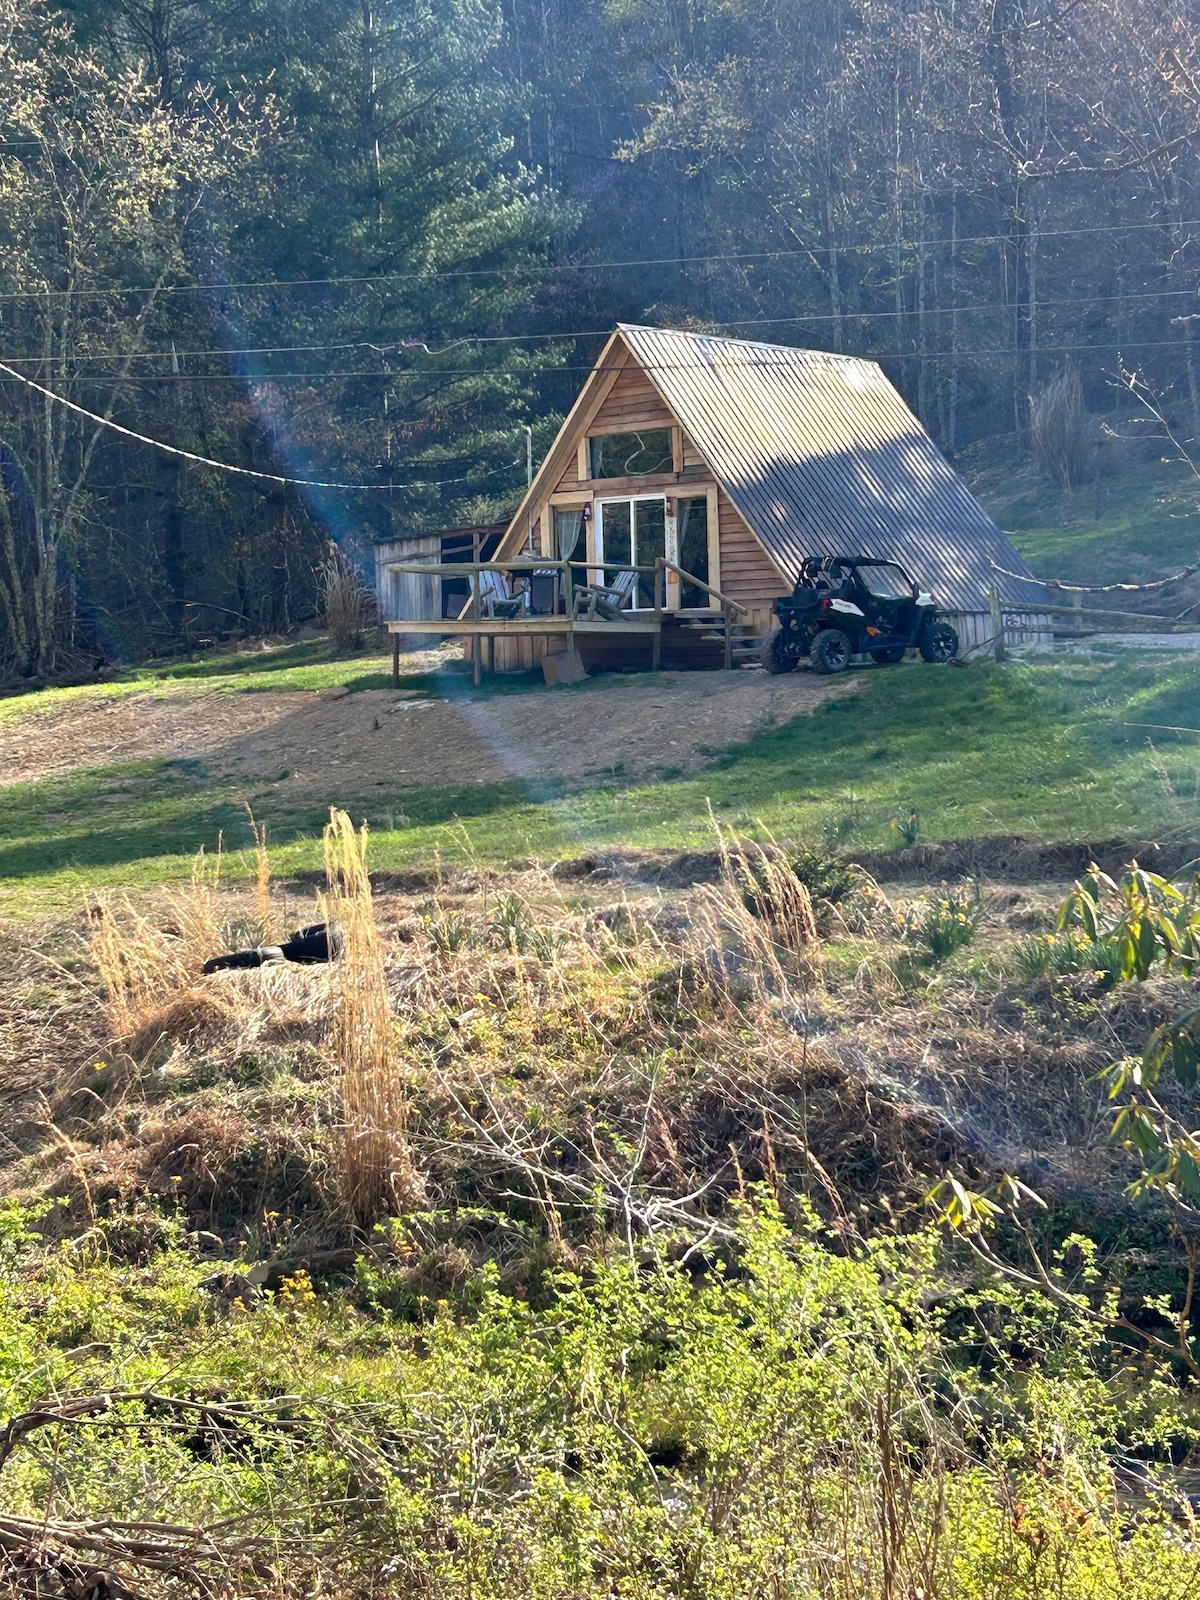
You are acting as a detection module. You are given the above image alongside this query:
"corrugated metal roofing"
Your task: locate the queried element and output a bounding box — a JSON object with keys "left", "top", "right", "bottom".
{"left": 618, "top": 324, "right": 1046, "bottom": 613}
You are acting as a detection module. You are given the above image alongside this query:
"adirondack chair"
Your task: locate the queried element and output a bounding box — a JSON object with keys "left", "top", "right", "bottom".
{"left": 572, "top": 567, "right": 639, "bottom": 621}
{"left": 476, "top": 568, "right": 529, "bottom": 619}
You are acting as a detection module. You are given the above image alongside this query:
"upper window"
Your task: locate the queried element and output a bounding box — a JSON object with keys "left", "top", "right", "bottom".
{"left": 589, "top": 428, "right": 673, "bottom": 479}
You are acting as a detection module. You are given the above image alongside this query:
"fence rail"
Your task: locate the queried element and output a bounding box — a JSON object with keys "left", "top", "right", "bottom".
{"left": 985, "top": 584, "right": 1199, "bottom": 663}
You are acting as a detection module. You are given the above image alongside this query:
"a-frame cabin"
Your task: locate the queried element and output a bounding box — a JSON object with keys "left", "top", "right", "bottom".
{"left": 382, "top": 324, "right": 1045, "bottom": 676}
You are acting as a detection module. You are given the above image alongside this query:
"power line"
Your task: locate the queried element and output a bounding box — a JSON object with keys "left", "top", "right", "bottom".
{"left": 6, "top": 216, "right": 1200, "bottom": 302}
{"left": 0, "top": 283, "right": 1193, "bottom": 370}
{"left": 0, "top": 338, "right": 1195, "bottom": 387}
{"left": 0, "top": 361, "right": 521, "bottom": 490}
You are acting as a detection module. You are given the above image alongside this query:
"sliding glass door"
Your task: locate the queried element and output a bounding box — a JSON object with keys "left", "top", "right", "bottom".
{"left": 595, "top": 495, "right": 665, "bottom": 608}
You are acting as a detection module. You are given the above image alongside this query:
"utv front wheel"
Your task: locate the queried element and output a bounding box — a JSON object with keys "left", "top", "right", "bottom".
{"left": 759, "top": 629, "right": 799, "bottom": 674}
{"left": 870, "top": 645, "right": 906, "bottom": 665}
{"left": 811, "top": 628, "right": 851, "bottom": 675}
{"left": 919, "top": 621, "right": 959, "bottom": 663}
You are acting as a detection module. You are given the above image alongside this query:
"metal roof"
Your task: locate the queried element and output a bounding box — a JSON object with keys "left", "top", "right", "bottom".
{"left": 618, "top": 324, "right": 1046, "bottom": 613}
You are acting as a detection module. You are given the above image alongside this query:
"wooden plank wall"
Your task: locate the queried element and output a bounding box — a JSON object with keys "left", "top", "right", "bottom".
{"left": 374, "top": 535, "right": 442, "bottom": 650}
{"left": 715, "top": 490, "right": 788, "bottom": 635}
{"left": 553, "top": 366, "right": 704, "bottom": 495}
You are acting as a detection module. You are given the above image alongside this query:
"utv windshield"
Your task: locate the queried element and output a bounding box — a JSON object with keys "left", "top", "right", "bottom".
{"left": 854, "top": 563, "right": 913, "bottom": 598}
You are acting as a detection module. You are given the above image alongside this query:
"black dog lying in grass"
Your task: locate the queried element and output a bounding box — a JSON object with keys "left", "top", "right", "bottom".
{"left": 203, "top": 922, "right": 342, "bottom": 973}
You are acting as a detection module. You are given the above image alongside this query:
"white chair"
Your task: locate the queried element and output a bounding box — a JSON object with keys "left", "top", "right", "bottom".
{"left": 477, "top": 569, "right": 529, "bottom": 619}
{"left": 572, "top": 568, "right": 639, "bottom": 621}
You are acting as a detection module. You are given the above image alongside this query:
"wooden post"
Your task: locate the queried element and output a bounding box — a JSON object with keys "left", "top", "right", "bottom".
{"left": 724, "top": 606, "right": 733, "bottom": 670}
{"left": 391, "top": 630, "right": 400, "bottom": 685}
{"left": 654, "top": 558, "right": 664, "bottom": 614}
{"left": 563, "top": 558, "right": 572, "bottom": 618}
{"left": 471, "top": 567, "right": 483, "bottom": 686}
{"left": 989, "top": 586, "right": 1006, "bottom": 663}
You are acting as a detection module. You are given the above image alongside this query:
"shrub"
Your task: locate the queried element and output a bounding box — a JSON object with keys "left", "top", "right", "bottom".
{"left": 1029, "top": 362, "right": 1092, "bottom": 489}
{"left": 786, "top": 842, "right": 858, "bottom": 905}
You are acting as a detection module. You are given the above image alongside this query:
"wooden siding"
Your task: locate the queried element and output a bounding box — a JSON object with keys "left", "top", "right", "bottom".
{"left": 374, "top": 534, "right": 441, "bottom": 650}
{"left": 715, "top": 489, "right": 787, "bottom": 635}
{"left": 552, "top": 365, "right": 707, "bottom": 498}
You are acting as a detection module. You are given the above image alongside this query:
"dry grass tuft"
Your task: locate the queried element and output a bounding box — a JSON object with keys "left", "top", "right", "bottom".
{"left": 322, "top": 807, "right": 422, "bottom": 1229}
{"left": 246, "top": 804, "right": 274, "bottom": 941}
{"left": 89, "top": 849, "right": 228, "bottom": 1042}
{"left": 692, "top": 826, "right": 823, "bottom": 1001}
{"left": 316, "top": 542, "right": 373, "bottom": 651}
{"left": 124, "top": 989, "right": 237, "bottom": 1062}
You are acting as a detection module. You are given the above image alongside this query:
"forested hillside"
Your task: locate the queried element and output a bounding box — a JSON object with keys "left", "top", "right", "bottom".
{"left": 2, "top": 0, "right": 1200, "bottom": 678}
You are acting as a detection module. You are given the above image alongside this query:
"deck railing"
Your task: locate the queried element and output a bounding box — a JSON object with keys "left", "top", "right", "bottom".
{"left": 382, "top": 553, "right": 750, "bottom": 675}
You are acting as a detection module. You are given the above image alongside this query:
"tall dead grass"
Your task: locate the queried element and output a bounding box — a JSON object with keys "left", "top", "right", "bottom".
{"left": 700, "top": 824, "right": 822, "bottom": 999}
{"left": 1029, "top": 361, "right": 1091, "bottom": 489}
{"left": 90, "top": 848, "right": 226, "bottom": 1042}
{"left": 316, "top": 543, "right": 372, "bottom": 651}
{"left": 322, "top": 807, "right": 421, "bottom": 1227}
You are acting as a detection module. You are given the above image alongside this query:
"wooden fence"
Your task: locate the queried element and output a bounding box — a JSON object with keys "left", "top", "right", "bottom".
{"left": 985, "top": 585, "right": 1199, "bottom": 663}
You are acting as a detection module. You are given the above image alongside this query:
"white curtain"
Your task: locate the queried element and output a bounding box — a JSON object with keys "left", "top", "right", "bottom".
{"left": 555, "top": 507, "right": 584, "bottom": 560}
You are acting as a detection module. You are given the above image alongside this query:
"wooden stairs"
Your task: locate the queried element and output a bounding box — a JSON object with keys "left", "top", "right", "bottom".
{"left": 678, "top": 614, "right": 763, "bottom": 667}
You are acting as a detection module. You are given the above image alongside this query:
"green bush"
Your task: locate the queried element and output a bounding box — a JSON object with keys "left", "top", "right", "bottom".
{"left": 1012, "top": 930, "right": 1123, "bottom": 987}
{"left": 0, "top": 1199, "right": 1193, "bottom": 1598}
{"left": 786, "top": 842, "right": 858, "bottom": 904}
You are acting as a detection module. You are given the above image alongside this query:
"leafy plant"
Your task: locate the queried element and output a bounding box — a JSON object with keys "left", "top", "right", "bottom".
{"left": 491, "top": 893, "right": 533, "bottom": 954}
{"left": 819, "top": 792, "right": 864, "bottom": 849}
{"left": 1103, "top": 1003, "right": 1200, "bottom": 1210}
{"left": 890, "top": 806, "right": 920, "bottom": 847}
{"left": 529, "top": 926, "right": 569, "bottom": 964}
{"left": 903, "top": 885, "right": 981, "bottom": 960}
{"left": 424, "top": 908, "right": 475, "bottom": 955}
{"left": 1058, "top": 860, "right": 1200, "bottom": 981}
{"left": 1011, "top": 930, "right": 1122, "bottom": 987}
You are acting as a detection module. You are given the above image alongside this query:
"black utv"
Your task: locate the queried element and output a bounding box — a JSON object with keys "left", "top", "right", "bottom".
{"left": 760, "top": 556, "right": 959, "bottom": 675}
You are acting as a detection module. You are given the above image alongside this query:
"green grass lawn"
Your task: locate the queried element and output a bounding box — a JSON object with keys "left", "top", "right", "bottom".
{"left": 5, "top": 644, "right": 1200, "bottom": 914}
{"left": 964, "top": 447, "right": 1200, "bottom": 585}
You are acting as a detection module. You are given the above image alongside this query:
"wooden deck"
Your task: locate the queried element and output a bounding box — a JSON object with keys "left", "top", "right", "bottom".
{"left": 381, "top": 555, "right": 750, "bottom": 681}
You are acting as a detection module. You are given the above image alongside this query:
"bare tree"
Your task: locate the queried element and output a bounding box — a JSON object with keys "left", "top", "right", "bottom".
{"left": 0, "top": 0, "right": 262, "bottom": 677}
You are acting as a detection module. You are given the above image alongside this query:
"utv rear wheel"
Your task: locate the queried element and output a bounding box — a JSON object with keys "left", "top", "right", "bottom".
{"left": 870, "top": 645, "right": 906, "bottom": 665}
{"left": 760, "top": 629, "right": 799, "bottom": 674}
{"left": 919, "top": 621, "right": 959, "bottom": 663}
{"left": 811, "top": 627, "right": 851, "bottom": 675}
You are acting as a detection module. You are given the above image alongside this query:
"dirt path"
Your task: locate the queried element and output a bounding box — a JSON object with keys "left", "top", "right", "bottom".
{"left": 2, "top": 670, "right": 855, "bottom": 797}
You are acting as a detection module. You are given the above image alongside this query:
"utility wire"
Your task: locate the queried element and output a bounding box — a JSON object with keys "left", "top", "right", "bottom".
{"left": 6, "top": 217, "right": 1200, "bottom": 301}
{"left": 0, "top": 361, "right": 520, "bottom": 490}
{"left": 1, "top": 283, "right": 1196, "bottom": 366}
{"left": 2, "top": 338, "right": 1198, "bottom": 385}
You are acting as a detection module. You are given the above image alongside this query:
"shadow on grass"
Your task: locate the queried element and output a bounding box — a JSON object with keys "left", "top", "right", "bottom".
{"left": 0, "top": 757, "right": 569, "bottom": 881}
{"left": 148, "top": 640, "right": 357, "bottom": 682}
